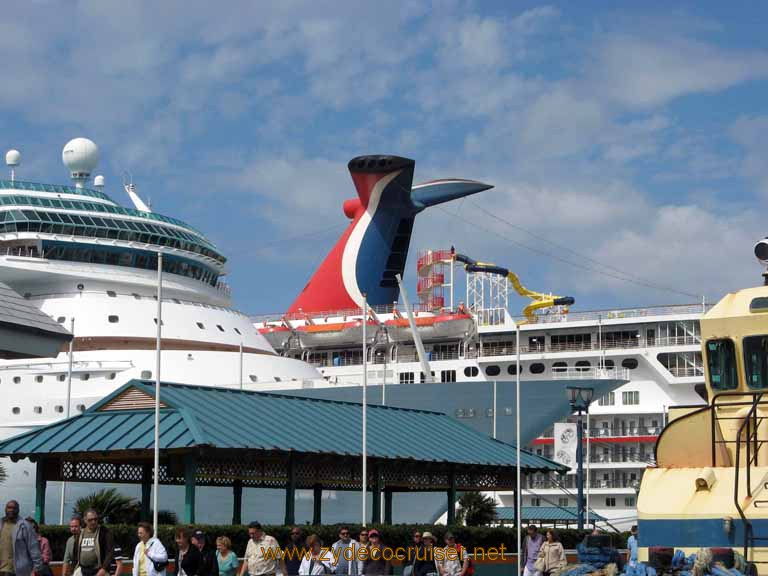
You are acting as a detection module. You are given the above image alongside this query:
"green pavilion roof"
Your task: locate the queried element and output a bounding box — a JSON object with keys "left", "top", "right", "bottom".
{"left": 497, "top": 506, "right": 606, "bottom": 523}
{"left": 0, "top": 380, "right": 564, "bottom": 472}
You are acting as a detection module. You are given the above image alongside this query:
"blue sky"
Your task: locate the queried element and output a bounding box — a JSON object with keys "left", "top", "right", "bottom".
{"left": 3, "top": 1, "right": 768, "bottom": 314}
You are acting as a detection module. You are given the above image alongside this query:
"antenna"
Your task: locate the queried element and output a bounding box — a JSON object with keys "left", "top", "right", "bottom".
{"left": 94, "top": 175, "right": 105, "bottom": 190}
{"left": 122, "top": 170, "right": 152, "bottom": 212}
{"left": 5, "top": 150, "right": 20, "bottom": 182}
{"left": 62, "top": 138, "right": 99, "bottom": 188}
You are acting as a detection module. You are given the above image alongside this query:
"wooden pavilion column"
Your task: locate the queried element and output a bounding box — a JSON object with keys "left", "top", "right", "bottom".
{"left": 284, "top": 454, "right": 296, "bottom": 525}
{"left": 183, "top": 454, "right": 197, "bottom": 523}
{"left": 312, "top": 484, "right": 322, "bottom": 525}
{"left": 34, "top": 459, "right": 47, "bottom": 524}
{"left": 384, "top": 489, "right": 393, "bottom": 525}
{"left": 446, "top": 467, "right": 457, "bottom": 525}
{"left": 371, "top": 464, "right": 384, "bottom": 524}
{"left": 140, "top": 464, "right": 152, "bottom": 521}
{"left": 232, "top": 480, "right": 243, "bottom": 525}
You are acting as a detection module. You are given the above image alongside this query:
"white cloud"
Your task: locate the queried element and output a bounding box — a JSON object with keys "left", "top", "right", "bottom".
{"left": 730, "top": 115, "right": 768, "bottom": 198}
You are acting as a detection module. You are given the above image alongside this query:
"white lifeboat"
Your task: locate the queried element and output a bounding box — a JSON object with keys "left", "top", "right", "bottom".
{"left": 296, "top": 318, "right": 378, "bottom": 347}
{"left": 384, "top": 312, "right": 473, "bottom": 342}
{"left": 257, "top": 324, "right": 292, "bottom": 349}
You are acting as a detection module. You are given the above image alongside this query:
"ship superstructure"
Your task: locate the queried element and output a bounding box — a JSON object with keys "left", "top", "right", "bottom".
{"left": 256, "top": 246, "right": 709, "bottom": 529}
{"left": 0, "top": 139, "right": 319, "bottom": 443}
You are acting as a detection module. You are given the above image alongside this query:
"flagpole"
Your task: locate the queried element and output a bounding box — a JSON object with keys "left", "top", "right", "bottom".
{"left": 59, "top": 317, "right": 75, "bottom": 524}
{"left": 153, "top": 252, "right": 163, "bottom": 531}
{"left": 515, "top": 323, "right": 522, "bottom": 573}
{"left": 362, "top": 294, "right": 368, "bottom": 527}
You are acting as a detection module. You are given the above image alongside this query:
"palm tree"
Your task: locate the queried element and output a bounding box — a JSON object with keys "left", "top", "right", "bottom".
{"left": 456, "top": 492, "right": 497, "bottom": 526}
{"left": 73, "top": 488, "right": 138, "bottom": 524}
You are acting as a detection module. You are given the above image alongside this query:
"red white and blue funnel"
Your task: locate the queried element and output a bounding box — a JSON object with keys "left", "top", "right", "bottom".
{"left": 288, "top": 155, "right": 493, "bottom": 314}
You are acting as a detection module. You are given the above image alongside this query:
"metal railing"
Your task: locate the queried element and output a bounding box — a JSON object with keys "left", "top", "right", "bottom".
{"left": 472, "top": 335, "right": 701, "bottom": 358}
{"left": 539, "top": 425, "right": 661, "bottom": 439}
{"left": 666, "top": 365, "right": 704, "bottom": 377}
{"left": 0, "top": 245, "right": 41, "bottom": 258}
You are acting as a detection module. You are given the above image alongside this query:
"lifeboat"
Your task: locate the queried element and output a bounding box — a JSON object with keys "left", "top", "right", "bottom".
{"left": 257, "top": 324, "right": 293, "bottom": 349}
{"left": 384, "top": 312, "right": 473, "bottom": 342}
{"left": 296, "top": 319, "right": 378, "bottom": 347}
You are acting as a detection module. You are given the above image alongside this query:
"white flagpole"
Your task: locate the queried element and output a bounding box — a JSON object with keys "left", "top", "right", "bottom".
{"left": 515, "top": 323, "right": 522, "bottom": 573}
{"left": 239, "top": 341, "right": 244, "bottom": 390}
{"left": 59, "top": 317, "right": 75, "bottom": 524}
{"left": 586, "top": 411, "right": 590, "bottom": 527}
{"left": 362, "top": 295, "right": 368, "bottom": 527}
{"left": 153, "top": 252, "right": 163, "bottom": 531}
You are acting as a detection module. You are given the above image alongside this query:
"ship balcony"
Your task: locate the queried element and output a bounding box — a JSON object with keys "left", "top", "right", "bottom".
{"left": 537, "top": 425, "right": 661, "bottom": 439}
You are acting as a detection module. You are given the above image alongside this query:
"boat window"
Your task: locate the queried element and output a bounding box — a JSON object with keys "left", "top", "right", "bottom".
{"left": 234, "top": 328, "right": 242, "bottom": 335}
{"left": 108, "top": 315, "right": 119, "bottom": 323}
{"left": 197, "top": 322, "right": 205, "bottom": 329}
{"left": 575, "top": 360, "right": 591, "bottom": 372}
{"left": 441, "top": 370, "right": 457, "bottom": 383}
{"left": 399, "top": 372, "right": 415, "bottom": 384}
{"left": 58, "top": 374, "right": 66, "bottom": 382}
{"left": 249, "top": 375, "right": 258, "bottom": 383}
{"left": 750, "top": 297, "right": 768, "bottom": 313}
{"left": 12, "top": 407, "right": 20, "bottom": 414}
{"left": 706, "top": 339, "right": 738, "bottom": 390}
{"left": 463, "top": 366, "right": 479, "bottom": 378}
{"left": 552, "top": 361, "right": 568, "bottom": 373}
{"left": 744, "top": 335, "right": 768, "bottom": 389}
{"left": 621, "top": 358, "right": 639, "bottom": 370}
{"left": 485, "top": 365, "right": 501, "bottom": 377}
{"left": 35, "top": 375, "right": 43, "bottom": 383}
{"left": 76, "top": 404, "right": 86, "bottom": 412}
{"left": 217, "top": 324, "right": 225, "bottom": 332}
{"left": 33, "top": 406, "right": 42, "bottom": 414}
{"left": 141, "top": 370, "right": 152, "bottom": 379}
{"left": 13, "top": 376, "right": 20, "bottom": 383}
{"left": 507, "top": 364, "right": 522, "bottom": 375}
{"left": 530, "top": 363, "right": 545, "bottom": 374}
{"left": 57, "top": 316, "right": 65, "bottom": 323}
{"left": 602, "top": 359, "right": 615, "bottom": 369}
{"left": 55, "top": 405, "right": 64, "bottom": 413}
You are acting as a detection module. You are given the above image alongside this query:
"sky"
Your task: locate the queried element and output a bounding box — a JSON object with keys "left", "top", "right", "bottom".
{"left": 2, "top": 0, "right": 768, "bottom": 315}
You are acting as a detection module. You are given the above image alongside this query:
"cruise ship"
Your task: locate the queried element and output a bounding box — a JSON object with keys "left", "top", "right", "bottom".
{"left": 0, "top": 143, "right": 630, "bottom": 523}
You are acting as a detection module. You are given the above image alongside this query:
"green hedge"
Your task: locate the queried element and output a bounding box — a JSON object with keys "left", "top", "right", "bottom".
{"left": 41, "top": 524, "right": 627, "bottom": 560}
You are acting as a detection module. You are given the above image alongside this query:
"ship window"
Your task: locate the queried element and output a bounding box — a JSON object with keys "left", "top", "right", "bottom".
{"left": 621, "top": 358, "right": 639, "bottom": 370}
{"left": 234, "top": 328, "right": 242, "bottom": 335}
{"left": 249, "top": 375, "right": 258, "bottom": 382}
{"left": 132, "top": 293, "right": 141, "bottom": 300}
{"left": 153, "top": 318, "right": 164, "bottom": 326}
{"left": 76, "top": 404, "right": 86, "bottom": 412}
{"left": 508, "top": 364, "right": 522, "bottom": 375}
{"left": 141, "top": 370, "right": 152, "bottom": 379}
{"left": 441, "top": 370, "right": 457, "bottom": 383}
{"left": 485, "top": 365, "right": 501, "bottom": 376}
{"left": 598, "top": 392, "right": 615, "bottom": 406}
{"left": 12, "top": 407, "right": 20, "bottom": 415}
{"left": 750, "top": 297, "right": 768, "bottom": 313}
{"left": 399, "top": 372, "right": 415, "bottom": 384}
{"left": 706, "top": 339, "right": 738, "bottom": 390}
{"left": 602, "top": 359, "right": 615, "bottom": 369}
{"left": 463, "top": 366, "right": 479, "bottom": 377}
{"left": 13, "top": 376, "right": 20, "bottom": 383}
{"left": 55, "top": 405, "right": 64, "bottom": 413}
{"left": 575, "top": 360, "right": 591, "bottom": 372}
{"left": 107, "top": 372, "right": 116, "bottom": 380}
{"left": 106, "top": 290, "right": 117, "bottom": 297}
{"left": 58, "top": 374, "right": 66, "bottom": 382}
{"left": 530, "top": 363, "right": 545, "bottom": 374}
{"left": 625, "top": 496, "right": 636, "bottom": 507}
{"left": 33, "top": 406, "right": 42, "bottom": 414}
{"left": 622, "top": 391, "right": 640, "bottom": 405}
{"left": 744, "top": 335, "right": 768, "bottom": 389}
{"left": 35, "top": 375, "right": 43, "bottom": 383}
{"left": 552, "top": 361, "right": 568, "bottom": 373}
{"left": 196, "top": 322, "right": 205, "bottom": 329}
{"left": 558, "top": 497, "right": 569, "bottom": 507}
{"left": 108, "top": 315, "right": 119, "bottom": 323}
{"left": 606, "top": 497, "right": 616, "bottom": 507}
{"left": 217, "top": 324, "right": 224, "bottom": 332}
{"left": 57, "top": 316, "right": 65, "bottom": 323}
{"left": 81, "top": 373, "right": 90, "bottom": 381}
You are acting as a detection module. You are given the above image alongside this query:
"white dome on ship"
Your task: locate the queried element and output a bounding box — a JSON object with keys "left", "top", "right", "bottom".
{"left": 62, "top": 138, "right": 99, "bottom": 176}
{"left": 5, "top": 149, "right": 20, "bottom": 166}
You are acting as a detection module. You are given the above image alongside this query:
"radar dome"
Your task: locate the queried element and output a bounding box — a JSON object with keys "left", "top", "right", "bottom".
{"left": 94, "top": 175, "right": 105, "bottom": 188}
{"left": 62, "top": 138, "right": 99, "bottom": 177}
{"left": 5, "top": 150, "right": 20, "bottom": 166}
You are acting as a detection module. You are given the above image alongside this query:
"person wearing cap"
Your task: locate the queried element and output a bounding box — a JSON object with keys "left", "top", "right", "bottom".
{"left": 331, "top": 527, "right": 358, "bottom": 576}
{"left": 439, "top": 533, "right": 468, "bottom": 576}
{"left": 362, "top": 530, "right": 390, "bottom": 576}
{"left": 412, "top": 533, "right": 438, "bottom": 576}
{"left": 239, "top": 522, "right": 284, "bottom": 576}
{"left": 191, "top": 532, "right": 218, "bottom": 576}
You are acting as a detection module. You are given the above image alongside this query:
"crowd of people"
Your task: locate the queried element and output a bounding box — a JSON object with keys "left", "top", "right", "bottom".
{"left": 0, "top": 498, "right": 639, "bottom": 576}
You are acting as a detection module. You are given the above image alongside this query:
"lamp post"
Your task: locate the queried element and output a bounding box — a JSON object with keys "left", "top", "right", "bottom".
{"left": 567, "top": 385, "right": 594, "bottom": 530}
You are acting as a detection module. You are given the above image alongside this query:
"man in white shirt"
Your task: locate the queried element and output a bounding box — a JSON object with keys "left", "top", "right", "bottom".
{"left": 439, "top": 533, "right": 468, "bottom": 576}
{"left": 238, "top": 522, "right": 285, "bottom": 576}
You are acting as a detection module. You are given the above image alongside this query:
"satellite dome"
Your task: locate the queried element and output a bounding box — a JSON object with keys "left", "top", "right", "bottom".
{"left": 62, "top": 138, "right": 99, "bottom": 177}
{"left": 5, "top": 150, "right": 20, "bottom": 167}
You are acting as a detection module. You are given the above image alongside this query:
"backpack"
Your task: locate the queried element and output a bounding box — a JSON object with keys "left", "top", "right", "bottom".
{"left": 455, "top": 544, "right": 474, "bottom": 576}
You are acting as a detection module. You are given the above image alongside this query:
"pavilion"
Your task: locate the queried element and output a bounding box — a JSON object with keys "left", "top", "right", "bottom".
{"left": 0, "top": 380, "right": 565, "bottom": 525}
